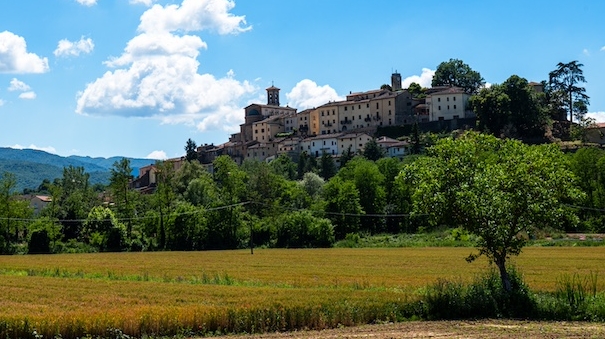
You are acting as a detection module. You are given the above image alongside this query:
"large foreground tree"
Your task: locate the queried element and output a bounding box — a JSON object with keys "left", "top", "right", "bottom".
{"left": 548, "top": 60, "right": 590, "bottom": 123}
{"left": 401, "top": 132, "right": 582, "bottom": 292}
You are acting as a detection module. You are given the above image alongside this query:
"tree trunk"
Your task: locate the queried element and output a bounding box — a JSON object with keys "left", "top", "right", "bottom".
{"left": 496, "top": 257, "right": 512, "bottom": 293}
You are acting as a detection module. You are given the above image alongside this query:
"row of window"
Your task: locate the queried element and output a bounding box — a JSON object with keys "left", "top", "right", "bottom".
{"left": 437, "top": 105, "right": 457, "bottom": 110}
{"left": 437, "top": 96, "right": 457, "bottom": 102}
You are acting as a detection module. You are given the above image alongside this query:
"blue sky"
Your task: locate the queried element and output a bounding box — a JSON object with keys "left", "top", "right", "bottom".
{"left": 0, "top": 0, "right": 603, "bottom": 159}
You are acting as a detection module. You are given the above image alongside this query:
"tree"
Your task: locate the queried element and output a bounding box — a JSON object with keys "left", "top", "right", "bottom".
{"left": 185, "top": 138, "right": 198, "bottom": 162}
{"left": 109, "top": 158, "right": 136, "bottom": 237}
{"left": 548, "top": 60, "right": 590, "bottom": 124}
{"left": 339, "top": 145, "right": 354, "bottom": 168}
{"left": 322, "top": 176, "right": 363, "bottom": 239}
{"left": 380, "top": 84, "right": 393, "bottom": 91}
{"left": 319, "top": 151, "right": 337, "bottom": 180}
{"left": 83, "top": 206, "right": 127, "bottom": 252}
{"left": 470, "top": 75, "right": 547, "bottom": 138}
{"left": 411, "top": 122, "right": 421, "bottom": 154}
{"left": 362, "top": 138, "right": 385, "bottom": 161}
{"left": 270, "top": 153, "right": 297, "bottom": 180}
{"left": 154, "top": 160, "right": 177, "bottom": 249}
{"left": 432, "top": 58, "right": 484, "bottom": 94}
{"left": 407, "top": 82, "right": 426, "bottom": 98}
{"left": 402, "top": 132, "right": 582, "bottom": 292}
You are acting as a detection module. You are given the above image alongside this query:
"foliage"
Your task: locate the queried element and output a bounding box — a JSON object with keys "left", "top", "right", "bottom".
{"left": 548, "top": 60, "right": 590, "bottom": 123}
{"left": 470, "top": 75, "right": 547, "bottom": 138}
{"left": 322, "top": 176, "right": 363, "bottom": 239}
{"left": 318, "top": 151, "right": 337, "bottom": 180}
{"left": 402, "top": 132, "right": 583, "bottom": 291}
{"left": 407, "top": 82, "right": 426, "bottom": 98}
{"left": 421, "top": 267, "right": 536, "bottom": 319}
{"left": 431, "top": 58, "right": 484, "bottom": 94}
{"left": 83, "top": 206, "right": 127, "bottom": 252}
{"left": 273, "top": 210, "right": 335, "bottom": 248}
{"left": 362, "top": 138, "right": 385, "bottom": 161}
{"left": 184, "top": 138, "right": 198, "bottom": 162}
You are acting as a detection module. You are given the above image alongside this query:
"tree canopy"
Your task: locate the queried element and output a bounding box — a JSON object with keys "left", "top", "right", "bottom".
{"left": 401, "top": 132, "right": 582, "bottom": 291}
{"left": 548, "top": 61, "right": 590, "bottom": 124}
{"left": 432, "top": 58, "right": 484, "bottom": 94}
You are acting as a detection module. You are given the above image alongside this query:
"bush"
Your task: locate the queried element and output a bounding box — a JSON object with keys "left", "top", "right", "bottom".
{"left": 28, "top": 229, "right": 51, "bottom": 254}
{"left": 421, "top": 267, "right": 536, "bottom": 320}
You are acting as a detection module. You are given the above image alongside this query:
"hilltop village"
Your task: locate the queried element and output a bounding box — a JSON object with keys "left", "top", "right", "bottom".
{"left": 132, "top": 72, "right": 513, "bottom": 190}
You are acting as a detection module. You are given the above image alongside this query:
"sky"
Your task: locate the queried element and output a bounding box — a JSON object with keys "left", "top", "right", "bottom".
{"left": 0, "top": 0, "right": 604, "bottom": 160}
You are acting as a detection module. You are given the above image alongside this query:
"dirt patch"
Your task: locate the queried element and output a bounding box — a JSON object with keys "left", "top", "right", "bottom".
{"left": 223, "top": 320, "right": 605, "bottom": 339}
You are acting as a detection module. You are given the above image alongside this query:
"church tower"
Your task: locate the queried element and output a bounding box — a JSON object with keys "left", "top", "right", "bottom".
{"left": 391, "top": 71, "right": 402, "bottom": 91}
{"left": 266, "top": 85, "right": 280, "bottom": 106}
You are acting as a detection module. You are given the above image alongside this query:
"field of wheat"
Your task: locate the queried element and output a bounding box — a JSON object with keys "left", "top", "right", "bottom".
{"left": 0, "top": 247, "right": 603, "bottom": 338}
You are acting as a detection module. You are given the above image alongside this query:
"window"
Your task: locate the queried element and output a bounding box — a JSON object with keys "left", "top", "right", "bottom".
{"left": 438, "top": 97, "right": 441, "bottom": 102}
{"left": 261, "top": 128, "right": 265, "bottom": 133}
{"left": 321, "top": 111, "right": 324, "bottom": 116}
{"left": 358, "top": 105, "right": 361, "bottom": 109}
{"left": 359, "top": 144, "right": 363, "bottom": 147}
{"left": 352, "top": 105, "right": 354, "bottom": 110}
{"left": 323, "top": 141, "right": 326, "bottom": 145}
{"left": 333, "top": 119, "right": 335, "bottom": 123}
{"left": 447, "top": 97, "right": 450, "bottom": 102}
{"left": 333, "top": 110, "right": 335, "bottom": 115}
{"left": 388, "top": 100, "right": 391, "bottom": 106}
{"left": 313, "top": 142, "right": 315, "bottom": 146}
{"left": 344, "top": 106, "right": 348, "bottom": 111}
{"left": 454, "top": 105, "right": 457, "bottom": 109}
{"left": 367, "top": 103, "right": 369, "bottom": 108}
{"left": 376, "top": 103, "right": 379, "bottom": 109}
{"left": 447, "top": 105, "right": 450, "bottom": 109}
{"left": 388, "top": 110, "right": 391, "bottom": 115}
{"left": 438, "top": 106, "right": 441, "bottom": 110}
{"left": 359, "top": 115, "right": 361, "bottom": 119}
{"left": 453, "top": 97, "right": 457, "bottom": 101}
{"left": 255, "top": 129, "right": 258, "bottom": 134}
{"left": 453, "top": 115, "right": 459, "bottom": 119}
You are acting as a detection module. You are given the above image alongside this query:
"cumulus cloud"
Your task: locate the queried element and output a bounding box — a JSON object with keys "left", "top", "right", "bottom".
{"left": 8, "top": 78, "right": 31, "bottom": 92}
{"left": 583, "top": 49, "right": 590, "bottom": 56}
{"left": 286, "top": 79, "right": 344, "bottom": 110}
{"left": 402, "top": 68, "right": 435, "bottom": 89}
{"left": 146, "top": 150, "right": 167, "bottom": 159}
{"left": 76, "top": 0, "right": 97, "bottom": 6}
{"left": 601, "top": 46, "right": 605, "bottom": 52}
{"left": 77, "top": 0, "right": 254, "bottom": 133}
{"left": 54, "top": 37, "right": 94, "bottom": 57}
{"left": 587, "top": 111, "right": 605, "bottom": 123}
{"left": 0, "top": 31, "right": 49, "bottom": 74}
{"left": 0, "top": 99, "right": 5, "bottom": 107}
{"left": 11, "top": 144, "right": 57, "bottom": 154}
{"left": 130, "top": 0, "right": 156, "bottom": 6}
{"left": 19, "top": 92, "right": 36, "bottom": 100}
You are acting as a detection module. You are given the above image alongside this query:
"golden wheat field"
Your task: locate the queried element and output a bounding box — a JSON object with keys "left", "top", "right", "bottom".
{"left": 0, "top": 247, "right": 604, "bottom": 338}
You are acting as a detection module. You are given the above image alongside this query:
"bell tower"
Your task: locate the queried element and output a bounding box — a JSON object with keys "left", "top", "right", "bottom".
{"left": 391, "top": 71, "right": 402, "bottom": 91}
{"left": 266, "top": 83, "right": 280, "bottom": 106}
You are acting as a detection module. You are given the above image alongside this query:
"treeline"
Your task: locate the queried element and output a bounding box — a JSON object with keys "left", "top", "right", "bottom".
{"left": 0, "top": 132, "right": 604, "bottom": 254}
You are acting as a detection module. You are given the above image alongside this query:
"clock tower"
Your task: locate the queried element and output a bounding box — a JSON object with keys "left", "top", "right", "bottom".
{"left": 266, "top": 84, "right": 280, "bottom": 106}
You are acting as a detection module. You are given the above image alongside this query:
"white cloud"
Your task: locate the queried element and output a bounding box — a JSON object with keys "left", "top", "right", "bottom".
{"left": 76, "top": 0, "right": 97, "bottom": 6}
{"left": 138, "top": 0, "right": 251, "bottom": 35}
{"left": 0, "top": 99, "right": 5, "bottom": 107}
{"left": 146, "top": 150, "right": 167, "bottom": 159}
{"left": 77, "top": 0, "right": 254, "bottom": 133}
{"left": 8, "top": 78, "right": 31, "bottom": 91}
{"left": 130, "top": 0, "right": 155, "bottom": 6}
{"left": 11, "top": 144, "right": 57, "bottom": 154}
{"left": 54, "top": 37, "right": 95, "bottom": 57}
{"left": 19, "top": 91, "right": 36, "bottom": 100}
{"left": 587, "top": 111, "right": 605, "bottom": 122}
{"left": 0, "top": 31, "right": 49, "bottom": 74}
{"left": 601, "top": 46, "right": 605, "bottom": 52}
{"left": 583, "top": 48, "right": 590, "bottom": 56}
{"left": 286, "top": 79, "right": 344, "bottom": 110}
{"left": 402, "top": 68, "right": 435, "bottom": 89}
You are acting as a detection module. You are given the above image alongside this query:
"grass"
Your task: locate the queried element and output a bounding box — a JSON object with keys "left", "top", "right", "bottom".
{"left": 0, "top": 248, "right": 604, "bottom": 338}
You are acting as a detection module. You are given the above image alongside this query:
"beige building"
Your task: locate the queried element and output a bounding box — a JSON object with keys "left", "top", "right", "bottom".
{"left": 337, "top": 132, "right": 373, "bottom": 155}
{"left": 426, "top": 87, "right": 473, "bottom": 122}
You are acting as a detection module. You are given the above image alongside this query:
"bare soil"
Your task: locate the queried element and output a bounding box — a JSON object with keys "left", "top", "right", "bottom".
{"left": 223, "top": 320, "right": 605, "bottom": 339}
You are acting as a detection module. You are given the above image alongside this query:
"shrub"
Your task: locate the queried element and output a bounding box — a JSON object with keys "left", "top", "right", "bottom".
{"left": 28, "top": 229, "right": 51, "bottom": 254}
{"left": 421, "top": 267, "right": 536, "bottom": 320}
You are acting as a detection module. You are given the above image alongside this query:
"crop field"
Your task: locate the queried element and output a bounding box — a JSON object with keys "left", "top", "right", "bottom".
{"left": 0, "top": 247, "right": 604, "bottom": 338}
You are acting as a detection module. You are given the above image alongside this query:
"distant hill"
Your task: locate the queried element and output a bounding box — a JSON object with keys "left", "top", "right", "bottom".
{"left": 0, "top": 148, "right": 156, "bottom": 193}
